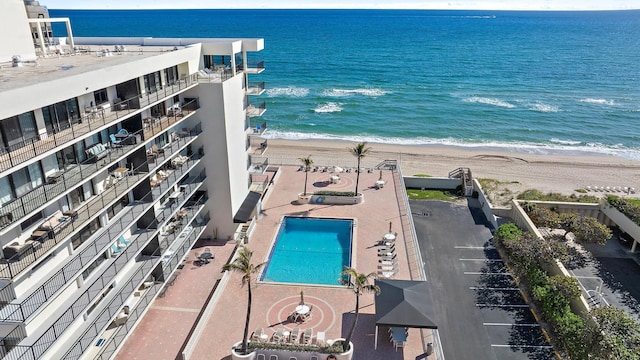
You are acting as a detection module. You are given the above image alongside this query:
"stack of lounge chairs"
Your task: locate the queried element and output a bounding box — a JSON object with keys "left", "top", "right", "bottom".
{"left": 255, "top": 327, "right": 317, "bottom": 345}
{"left": 378, "top": 236, "right": 398, "bottom": 278}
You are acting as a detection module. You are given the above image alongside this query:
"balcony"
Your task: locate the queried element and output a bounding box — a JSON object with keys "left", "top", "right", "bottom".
{"left": 246, "top": 81, "right": 265, "bottom": 96}
{"left": 1, "top": 182, "right": 208, "bottom": 360}
{"left": 0, "top": 143, "right": 204, "bottom": 324}
{"left": 243, "top": 60, "right": 265, "bottom": 74}
{"left": 67, "top": 210, "right": 210, "bottom": 360}
{"left": 142, "top": 98, "right": 199, "bottom": 141}
{"left": 0, "top": 75, "right": 199, "bottom": 175}
{"left": 247, "top": 101, "right": 266, "bottom": 117}
{"left": 248, "top": 121, "right": 267, "bottom": 136}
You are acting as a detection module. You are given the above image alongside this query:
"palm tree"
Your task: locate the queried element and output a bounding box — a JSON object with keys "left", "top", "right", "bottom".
{"left": 298, "top": 155, "right": 314, "bottom": 195}
{"left": 348, "top": 142, "right": 371, "bottom": 196}
{"left": 223, "top": 245, "right": 265, "bottom": 354}
{"left": 340, "top": 266, "right": 380, "bottom": 352}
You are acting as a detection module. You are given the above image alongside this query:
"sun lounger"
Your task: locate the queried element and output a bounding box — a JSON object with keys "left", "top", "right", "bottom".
{"left": 379, "top": 270, "right": 396, "bottom": 278}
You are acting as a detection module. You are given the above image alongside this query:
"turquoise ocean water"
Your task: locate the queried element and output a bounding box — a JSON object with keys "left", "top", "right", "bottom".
{"left": 51, "top": 9, "right": 640, "bottom": 159}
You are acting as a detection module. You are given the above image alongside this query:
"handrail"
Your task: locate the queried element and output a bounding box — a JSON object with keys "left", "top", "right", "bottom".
{"left": 0, "top": 74, "right": 198, "bottom": 174}
{"left": 3, "top": 190, "right": 209, "bottom": 360}
{"left": 0, "top": 145, "right": 205, "bottom": 322}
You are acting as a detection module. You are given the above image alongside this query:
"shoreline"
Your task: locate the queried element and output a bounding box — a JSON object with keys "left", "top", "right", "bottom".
{"left": 263, "top": 138, "right": 640, "bottom": 196}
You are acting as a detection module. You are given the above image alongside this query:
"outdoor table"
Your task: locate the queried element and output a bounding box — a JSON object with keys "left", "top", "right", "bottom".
{"left": 199, "top": 252, "right": 213, "bottom": 264}
{"left": 113, "top": 167, "right": 128, "bottom": 179}
{"left": 390, "top": 327, "right": 407, "bottom": 342}
{"left": 295, "top": 304, "right": 310, "bottom": 315}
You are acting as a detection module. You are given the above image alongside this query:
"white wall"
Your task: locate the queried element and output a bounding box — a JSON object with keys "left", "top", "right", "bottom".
{"left": 0, "top": 0, "right": 36, "bottom": 63}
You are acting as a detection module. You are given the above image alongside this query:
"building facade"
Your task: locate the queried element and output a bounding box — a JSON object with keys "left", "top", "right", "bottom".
{"left": 0, "top": 1, "right": 266, "bottom": 359}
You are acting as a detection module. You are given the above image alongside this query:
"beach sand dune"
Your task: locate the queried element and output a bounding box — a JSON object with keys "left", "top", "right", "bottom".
{"left": 263, "top": 139, "right": 640, "bottom": 201}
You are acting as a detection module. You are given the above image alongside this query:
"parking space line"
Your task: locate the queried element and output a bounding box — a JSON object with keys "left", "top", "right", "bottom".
{"left": 491, "top": 344, "right": 553, "bottom": 349}
{"left": 469, "top": 287, "right": 519, "bottom": 291}
{"left": 464, "top": 272, "right": 512, "bottom": 275}
{"left": 483, "top": 322, "right": 540, "bottom": 327}
{"left": 459, "top": 258, "right": 503, "bottom": 262}
{"left": 476, "top": 304, "right": 529, "bottom": 308}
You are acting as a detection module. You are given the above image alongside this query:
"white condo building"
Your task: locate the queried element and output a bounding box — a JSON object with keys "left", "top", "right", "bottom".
{"left": 0, "top": 1, "right": 267, "bottom": 359}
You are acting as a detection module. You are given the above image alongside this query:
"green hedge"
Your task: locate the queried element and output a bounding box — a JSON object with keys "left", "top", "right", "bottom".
{"left": 314, "top": 191, "right": 356, "bottom": 197}
{"left": 248, "top": 341, "right": 343, "bottom": 354}
{"left": 607, "top": 195, "right": 640, "bottom": 226}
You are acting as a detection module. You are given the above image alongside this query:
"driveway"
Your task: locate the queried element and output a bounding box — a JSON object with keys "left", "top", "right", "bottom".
{"left": 410, "top": 200, "right": 555, "bottom": 360}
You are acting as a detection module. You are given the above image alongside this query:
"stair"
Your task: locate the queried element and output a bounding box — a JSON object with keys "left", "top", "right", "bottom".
{"left": 448, "top": 167, "right": 474, "bottom": 196}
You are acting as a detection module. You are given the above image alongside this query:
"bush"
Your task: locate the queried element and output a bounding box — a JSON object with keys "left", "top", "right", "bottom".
{"left": 517, "top": 189, "right": 600, "bottom": 203}
{"left": 608, "top": 195, "right": 640, "bottom": 226}
{"left": 313, "top": 191, "right": 356, "bottom": 197}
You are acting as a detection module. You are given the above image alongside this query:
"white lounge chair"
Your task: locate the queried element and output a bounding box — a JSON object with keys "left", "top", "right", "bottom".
{"left": 252, "top": 328, "right": 266, "bottom": 342}
{"left": 290, "top": 327, "right": 301, "bottom": 343}
{"left": 303, "top": 328, "right": 313, "bottom": 344}
{"left": 272, "top": 328, "right": 286, "bottom": 343}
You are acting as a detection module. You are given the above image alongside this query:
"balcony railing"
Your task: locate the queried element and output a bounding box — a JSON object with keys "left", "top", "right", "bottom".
{"left": 0, "top": 74, "right": 198, "bottom": 174}
{"left": 0, "top": 146, "right": 204, "bottom": 323}
{"left": 142, "top": 98, "right": 199, "bottom": 141}
{"left": 2, "top": 190, "right": 208, "bottom": 360}
{"left": 246, "top": 81, "right": 265, "bottom": 96}
{"left": 72, "top": 211, "right": 209, "bottom": 360}
{"left": 247, "top": 101, "right": 266, "bottom": 117}
{"left": 243, "top": 60, "right": 265, "bottom": 74}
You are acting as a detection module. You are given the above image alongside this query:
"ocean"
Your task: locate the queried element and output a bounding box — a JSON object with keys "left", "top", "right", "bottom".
{"left": 50, "top": 9, "right": 640, "bottom": 159}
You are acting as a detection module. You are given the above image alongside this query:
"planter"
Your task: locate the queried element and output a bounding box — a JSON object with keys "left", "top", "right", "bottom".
{"left": 297, "top": 193, "right": 311, "bottom": 204}
{"left": 231, "top": 341, "right": 256, "bottom": 360}
{"left": 332, "top": 339, "right": 354, "bottom": 360}
{"left": 309, "top": 194, "right": 363, "bottom": 205}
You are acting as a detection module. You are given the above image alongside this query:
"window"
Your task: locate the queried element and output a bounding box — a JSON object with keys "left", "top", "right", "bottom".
{"left": 164, "top": 66, "right": 179, "bottom": 85}
{"left": 82, "top": 252, "right": 108, "bottom": 280}
{"left": 107, "top": 195, "right": 129, "bottom": 220}
{"left": 42, "top": 98, "right": 80, "bottom": 134}
{"left": 12, "top": 167, "right": 32, "bottom": 197}
{"left": 144, "top": 71, "right": 162, "bottom": 93}
{"left": 93, "top": 88, "right": 109, "bottom": 105}
{"left": 71, "top": 218, "right": 100, "bottom": 250}
{"left": 20, "top": 211, "right": 44, "bottom": 231}
{"left": 0, "top": 177, "right": 12, "bottom": 205}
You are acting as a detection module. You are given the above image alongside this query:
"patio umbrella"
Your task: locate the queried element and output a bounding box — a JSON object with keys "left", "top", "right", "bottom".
{"left": 299, "top": 290, "right": 305, "bottom": 305}
{"left": 389, "top": 221, "right": 393, "bottom": 233}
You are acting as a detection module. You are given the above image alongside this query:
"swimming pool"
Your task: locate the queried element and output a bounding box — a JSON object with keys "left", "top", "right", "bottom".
{"left": 260, "top": 217, "right": 353, "bottom": 285}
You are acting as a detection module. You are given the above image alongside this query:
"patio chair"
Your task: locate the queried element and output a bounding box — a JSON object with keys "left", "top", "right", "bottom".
{"left": 290, "top": 327, "right": 301, "bottom": 343}
{"left": 110, "top": 134, "right": 123, "bottom": 147}
{"left": 303, "top": 328, "right": 313, "bottom": 344}
{"left": 252, "top": 328, "right": 266, "bottom": 342}
{"left": 272, "top": 328, "right": 285, "bottom": 343}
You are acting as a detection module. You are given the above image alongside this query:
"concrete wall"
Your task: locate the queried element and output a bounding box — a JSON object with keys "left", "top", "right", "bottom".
{"left": 601, "top": 203, "right": 640, "bottom": 252}
{"left": 473, "top": 178, "right": 498, "bottom": 229}
{"left": 403, "top": 176, "right": 459, "bottom": 190}
{"left": 0, "top": 1, "right": 36, "bottom": 63}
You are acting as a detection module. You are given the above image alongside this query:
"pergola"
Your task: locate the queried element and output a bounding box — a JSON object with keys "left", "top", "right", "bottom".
{"left": 374, "top": 279, "right": 438, "bottom": 349}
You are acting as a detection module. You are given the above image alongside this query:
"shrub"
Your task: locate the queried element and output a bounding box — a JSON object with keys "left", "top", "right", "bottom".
{"left": 517, "top": 189, "right": 600, "bottom": 203}
{"left": 608, "top": 195, "right": 640, "bottom": 226}
{"left": 313, "top": 191, "right": 356, "bottom": 197}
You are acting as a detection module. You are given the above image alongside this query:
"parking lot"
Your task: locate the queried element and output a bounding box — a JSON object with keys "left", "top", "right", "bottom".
{"left": 411, "top": 200, "right": 555, "bottom": 360}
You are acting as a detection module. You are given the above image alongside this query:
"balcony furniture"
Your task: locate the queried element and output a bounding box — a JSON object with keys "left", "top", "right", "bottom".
{"left": 46, "top": 170, "right": 65, "bottom": 184}
{"left": 30, "top": 229, "right": 53, "bottom": 243}
{"left": 109, "top": 134, "right": 123, "bottom": 147}
{"left": 112, "top": 167, "right": 128, "bottom": 180}
{"left": 150, "top": 174, "right": 161, "bottom": 188}
{"left": 85, "top": 143, "right": 109, "bottom": 162}
{"left": 113, "top": 306, "right": 130, "bottom": 326}
{"left": 114, "top": 132, "right": 136, "bottom": 145}
{"left": 171, "top": 155, "right": 188, "bottom": 168}
{"left": 113, "top": 98, "right": 127, "bottom": 111}
{"left": 2, "top": 241, "right": 35, "bottom": 260}
{"left": 37, "top": 210, "right": 76, "bottom": 236}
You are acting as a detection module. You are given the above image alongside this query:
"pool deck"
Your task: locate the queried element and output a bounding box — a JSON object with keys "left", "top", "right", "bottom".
{"left": 116, "top": 165, "right": 433, "bottom": 359}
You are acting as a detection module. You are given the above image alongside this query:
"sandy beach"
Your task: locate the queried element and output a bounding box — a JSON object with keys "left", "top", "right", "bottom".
{"left": 262, "top": 138, "right": 640, "bottom": 200}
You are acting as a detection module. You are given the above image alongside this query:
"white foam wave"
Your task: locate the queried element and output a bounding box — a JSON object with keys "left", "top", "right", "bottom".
{"left": 529, "top": 103, "right": 559, "bottom": 113}
{"left": 463, "top": 96, "right": 515, "bottom": 108}
{"left": 263, "top": 131, "right": 640, "bottom": 160}
{"left": 579, "top": 98, "right": 616, "bottom": 106}
{"left": 313, "top": 102, "right": 343, "bottom": 113}
{"left": 323, "top": 88, "right": 389, "bottom": 97}
{"left": 550, "top": 138, "right": 581, "bottom": 145}
{"left": 265, "top": 87, "right": 309, "bottom": 97}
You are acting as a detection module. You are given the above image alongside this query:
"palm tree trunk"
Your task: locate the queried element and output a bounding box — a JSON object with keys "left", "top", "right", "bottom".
{"left": 242, "top": 282, "right": 252, "bottom": 353}
{"left": 303, "top": 170, "right": 308, "bottom": 195}
{"left": 343, "top": 292, "right": 360, "bottom": 352}
{"left": 354, "top": 158, "right": 361, "bottom": 195}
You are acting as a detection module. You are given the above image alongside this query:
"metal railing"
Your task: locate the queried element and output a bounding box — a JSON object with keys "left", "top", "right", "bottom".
{"left": 2, "top": 187, "right": 208, "bottom": 360}
{"left": 142, "top": 98, "right": 199, "bottom": 141}
{"left": 0, "top": 74, "right": 198, "bottom": 174}
{"left": 247, "top": 101, "right": 266, "bottom": 117}
{"left": 246, "top": 81, "right": 265, "bottom": 95}
{"left": 0, "top": 148, "right": 205, "bottom": 322}
{"left": 0, "top": 123, "right": 202, "bottom": 279}
{"left": 79, "top": 211, "right": 209, "bottom": 360}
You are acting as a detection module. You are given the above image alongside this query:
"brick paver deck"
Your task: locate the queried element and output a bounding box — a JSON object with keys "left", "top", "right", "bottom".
{"left": 117, "top": 165, "right": 433, "bottom": 359}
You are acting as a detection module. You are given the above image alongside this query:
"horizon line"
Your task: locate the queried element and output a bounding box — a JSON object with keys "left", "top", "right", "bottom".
{"left": 48, "top": 7, "right": 640, "bottom": 12}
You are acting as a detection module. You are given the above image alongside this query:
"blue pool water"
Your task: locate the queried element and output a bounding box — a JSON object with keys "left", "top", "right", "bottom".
{"left": 261, "top": 217, "right": 353, "bottom": 285}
